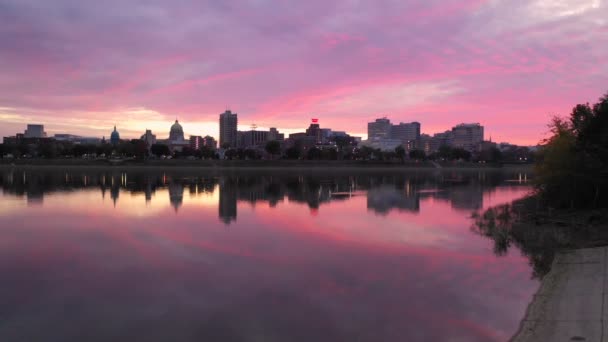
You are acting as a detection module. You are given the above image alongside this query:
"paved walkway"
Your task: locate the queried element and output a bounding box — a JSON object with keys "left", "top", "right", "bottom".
{"left": 512, "top": 247, "right": 607, "bottom": 342}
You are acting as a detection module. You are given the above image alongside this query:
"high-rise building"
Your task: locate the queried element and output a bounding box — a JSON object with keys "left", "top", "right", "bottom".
{"left": 190, "top": 135, "right": 203, "bottom": 150}
{"left": 219, "top": 110, "right": 238, "bottom": 148}
{"left": 306, "top": 119, "right": 321, "bottom": 142}
{"left": 367, "top": 118, "right": 391, "bottom": 140}
{"left": 451, "top": 123, "right": 484, "bottom": 152}
{"left": 24, "top": 124, "right": 46, "bottom": 138}
{"left": 391, "top": 122, "right": 420, "bottom": 146}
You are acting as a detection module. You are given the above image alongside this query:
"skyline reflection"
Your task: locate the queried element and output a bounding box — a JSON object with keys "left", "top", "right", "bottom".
{"left": 0, "top": 169, "right": 531, "bottom": 224}
{"left": 0, "top": 167, "right": 536, "bottom": 341}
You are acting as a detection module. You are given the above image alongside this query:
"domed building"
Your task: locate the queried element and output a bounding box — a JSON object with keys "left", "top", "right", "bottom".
{"left": 166, "top": 119, "right": 189, "bottom": 152}
{"left": 110, "top": 126, "right": 120, "bottom": 145}
{"left": 169, "top": 120, "right": 185, "bottom": 141}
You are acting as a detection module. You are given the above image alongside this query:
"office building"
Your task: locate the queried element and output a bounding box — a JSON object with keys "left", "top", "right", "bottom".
{"left": 190, "top": 135, "right": 203, "bottom": 150}
{"left": 391, "top": 122, "right": 420, "bottom": 147}
{"left": 24, "top": 124, "right": 46, "bottom": 138}
{"left": 219, "top": 110, "right": 238, "bottom": 148}
{"left": 451, "top": 123, "right": 484, "bottom": 152}
{"left": 367, "top": 118, "right": 392, "bottom": 140}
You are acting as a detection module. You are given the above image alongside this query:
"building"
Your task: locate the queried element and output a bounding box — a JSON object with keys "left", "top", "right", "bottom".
{"left": 305, "top": 119, "right": 322, "bottom": 143}
{"left": 429, "top": 131, "right": 452, "bottom": 153}
{"left": 268, "top": 128, "right": 284, "bottom": 141}
{"left": 140, "top": 130, "right": 157, "bottom": 150}
{"left": 110, "top": 126, "right": 120, "bottom": 145}
{"left": 167, "top": 120, "right": 190, "bottom": 152}
{"left": 237, "top": 130, "right": 269, "bottom": 148}
{"left": 24, "top": 124, "right": 46, "bottom": 138}
{"left": 190, "top": 135, "right": 203, "bottom": 150}
{"left": 368, "top": 118, "right": 392, "bottom": 140}
{"left": 451, "top": 123, "right": 484, "bottom": 152}
{"left": 360, "top": 138, "right": 403, "bottom": 152}
{"left": 219, "top": 110, "right": 238, "bottom": 148}
{"left": 391, "top": 122, "right": 420, "bottom": 148}
{"left": 54, "top": 134, "right": 101, "bottom": 145}
{"left": 203, "top": 135, "right": 217, "bottom": 149}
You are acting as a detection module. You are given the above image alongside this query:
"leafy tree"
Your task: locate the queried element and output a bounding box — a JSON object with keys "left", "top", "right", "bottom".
{"left": 244, "top": 149, "right": 258, "bottom": 160}
{"left": 150, "top": 143, "right": 170, "bottom": 157}
{"left": 285, "top": 146, "right": 301, "bottom": 159}
{"left": 451, "top": 148, "right": 471, "bottom": 161}
{"left": 265, "top": 140, "right": 281, "bottom": 159}
{"left": 535, "top": 91, "right": 608, "bottom": 208}
{"left": 0, "top": 143, "right": 5, "bottom": 156}
{"left": 395, "top": 146, "right": 406, "bottom": 162}
{"left": 73, "top": 144, "right": 88, "bottom": 157}
{"left": 224, "top": 149, "right": 237, "bottom": 160}
{"left": 306, "top": 147, "right": 322, "bottom": 160}
{"left": 409, "top": 149, "right": 426, "bottom": 161}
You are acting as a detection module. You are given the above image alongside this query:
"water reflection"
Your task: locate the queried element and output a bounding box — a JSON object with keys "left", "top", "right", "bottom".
{"left": 0, "top": 168, "right": 536, "bottom": 342}
{"left": 0, "top": 169, "right": 529, "bottom": 224}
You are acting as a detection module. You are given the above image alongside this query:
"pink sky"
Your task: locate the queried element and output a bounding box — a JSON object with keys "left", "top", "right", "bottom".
{"left": 0, "top": 0, "right": 607, "bottom": 145}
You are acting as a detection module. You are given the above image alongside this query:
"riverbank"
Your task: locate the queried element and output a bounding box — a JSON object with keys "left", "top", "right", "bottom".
{"left": 0, "top": 158, "right": 533, "bottom": 172}
{"left": 511, "top": 247, "right": 607, "bottom": 342}
{"left": 474, "top": 196, "right": 608, "bottom": 340}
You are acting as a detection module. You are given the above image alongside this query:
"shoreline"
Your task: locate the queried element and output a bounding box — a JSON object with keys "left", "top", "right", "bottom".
{"left": 511, "top": 247, "right": 606, "bottom": 341}
{"left": 0, "top": 160, "right": 533, "bottom": 172}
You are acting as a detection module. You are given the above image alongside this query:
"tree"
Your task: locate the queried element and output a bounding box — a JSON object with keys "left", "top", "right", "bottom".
{"left": 150, "top": 143, "right": 170, "bottom": 157}
{"left": 306, "top": 147, "right": 322, "bottom": 160}
{"left": 395, "top": 146, "right": 406, "bottom": 162}
{"left": 535, "top": 91, "right": 608, "bottom": 208}
{"left": 451, "top": 148, "right": 471, "bottom": 161}
{"left": 285, "top": 146, "right": 301, "bottom": 159}
{"left": 409, "top": 149, "right": 426, "bottom": 161}
{"left": 265, "top": 140, "right": 281, "bottom": 160}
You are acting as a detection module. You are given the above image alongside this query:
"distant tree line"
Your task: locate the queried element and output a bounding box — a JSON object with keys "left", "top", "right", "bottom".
{"left": 535, "top": 91, "right": 608, "bottom": 208}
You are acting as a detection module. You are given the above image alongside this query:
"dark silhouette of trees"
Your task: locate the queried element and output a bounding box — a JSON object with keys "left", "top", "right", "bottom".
{"left": 395, "top": 146, "right": 406, "bottom": 162}
{"left": 409, "top": 149, "right": 426, "bottom": 161}
{"left": 265, "top": 140, "right": 281, "bottom": 159}
{"left": 285, "top": 146, "right": 301, "bottom": 159}
{"left": 306, "top": 147, "right": 322, "bottom": 160}
{"left": 150, "top": 144, "right": 170, "bottom": 157}
{"left": 536, "top": 91, "right": 608, "bottom": 208}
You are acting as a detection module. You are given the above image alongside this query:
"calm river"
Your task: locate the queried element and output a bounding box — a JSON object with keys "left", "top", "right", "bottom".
{"left": 0, "top": 167, "right": 537, "bottom": 341}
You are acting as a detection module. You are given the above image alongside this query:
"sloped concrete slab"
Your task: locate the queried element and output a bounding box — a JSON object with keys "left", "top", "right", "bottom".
{"left": 513, "top": 320, "right": 602, "bottom": 342}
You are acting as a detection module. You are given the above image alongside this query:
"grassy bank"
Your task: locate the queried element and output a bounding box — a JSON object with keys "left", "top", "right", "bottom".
{"left": 473, "top": 194, "right": 608, "bottom": 278}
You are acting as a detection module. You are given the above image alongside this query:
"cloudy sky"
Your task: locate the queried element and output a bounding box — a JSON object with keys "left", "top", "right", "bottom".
{"left": 0, "top": 0, "right": 606, "bottom": 144}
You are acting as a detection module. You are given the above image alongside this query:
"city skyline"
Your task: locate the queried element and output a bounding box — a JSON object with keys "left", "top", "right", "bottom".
{"left": 1, "top": 1, "right": 606, "bottom": 145}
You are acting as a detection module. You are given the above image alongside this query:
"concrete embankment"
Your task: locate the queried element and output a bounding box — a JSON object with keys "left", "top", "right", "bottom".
{"left": 512, "top": 247, "right": 607, "bottom": 342}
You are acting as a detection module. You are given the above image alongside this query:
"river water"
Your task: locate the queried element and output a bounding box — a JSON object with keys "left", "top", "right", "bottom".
{"left": 0, "top": 168, "right": 537, "bottom": 341}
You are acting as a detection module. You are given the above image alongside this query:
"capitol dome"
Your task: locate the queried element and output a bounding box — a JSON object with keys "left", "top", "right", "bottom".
{"left": 110, "top": 126, "right": 120, "bottom": 145}
{"left": 169, "top": 119, "right": 185, "bottom": 141}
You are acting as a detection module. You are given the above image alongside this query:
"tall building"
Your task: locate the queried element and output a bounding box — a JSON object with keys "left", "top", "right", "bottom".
{"left": 141, "top": 130, "right": 157, "bottom": 149}
{"left": 305, "top": 119, "right": 321, "bottom": 142}
{"left": 451, "top": 123, "right": 484, "bottom": 152}
{"left": 24, "top": 124, "right": 46, "bottom": 138}
{"left": 190, "top": 135, "right": 203, "bottom": 150}
{"left": 367, "top": 118, "right": 392, "bottom": 140}
{"left": 219, "top": 110, "right": 238, "bottom": 148}
{"left": 110, "top": 126, "right": 120, "bottom": 145}
{"left": 391, "top": 122, "right": 420, "bottom": 147}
